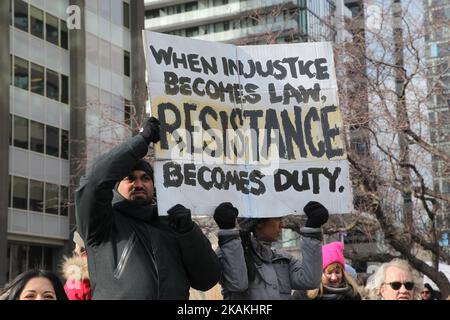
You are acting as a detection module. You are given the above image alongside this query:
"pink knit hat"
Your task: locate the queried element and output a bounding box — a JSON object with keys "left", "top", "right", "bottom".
{"left": 322, "top": 241, "right": 346, "bottom": 271}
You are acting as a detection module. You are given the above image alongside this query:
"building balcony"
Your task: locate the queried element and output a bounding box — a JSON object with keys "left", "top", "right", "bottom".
{"left": 8, "top": 208, "right": 70, "bottom": 241}
{"left": 144, "top": 0, "right": 196, "bottom": 10}
{"left": 145, "top": 0, "right": 297, "bottom": 32}
{"left": 192, "top": 19, "right": 298, "bottom": 43}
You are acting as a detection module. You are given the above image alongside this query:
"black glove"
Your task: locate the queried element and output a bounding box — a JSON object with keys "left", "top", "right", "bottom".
{"left": 304, "top": 201, "right": 329, "bottom": 228}
{"left": 139, "top": 116, "right": 160, "bottom": 144}
{"left": 167, "top": 204, "right": 194, "bottom": 233}
{"left": 214, "top": 202, "right": 239, "bottom": 229}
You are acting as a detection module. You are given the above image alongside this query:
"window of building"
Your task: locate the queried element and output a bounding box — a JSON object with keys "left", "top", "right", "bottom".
{"left": 61, "top": 129, "right": 69, "bottom": 160}
{"left": 10, "top": 54, "right": 13, "bottom": 85}
{"left": 9, "top": 114, "right": 12, "bottom": 147}
{"left": 124, "top": 99, "right": 131, "bottom": 126}
{"left": 60, "top": 19, "right": 68, "bottom": 50}
{"left": 45, "top": 13, "right": 59, "bottom": 46}
{"left": 14, "top": 0, "right": 28, "bottom": 32}
{"left": 7, "top": 244, "right": 54, "bottom": 282}
{"left": 186, "top": 26, "right": 199, "bottom": 37}
{"left": 185, "top": 1, "right": 198, "bottom": 12}
{"left": 123, "top": 1, "right": 130, "bottom": 28}
{"left": 124, "top": 50, "right": 130, "bottom": 77}
{"left": 214, "top": 22, "right": 222, "bottom": 33}
{"left": 12, "top": 176, "right": 28, "bottom": 210}
{"left": 30, "top": 63, "right": 44, "bottom": 95}
{"left": 145, "top": 9, "right": 160, "bottom": 19}
{"left": 28, "top": 245, "right": 48, "bottom": 269}
{"left": 45, "top": 125, "right": 59, "bottom": 157}
{"left": 214, "top": 0, "right": 228, "bottom": 6}
{"left": 61, "top": 74, "right": 69, "bottom": 104}
{"left": 29, "top": 179, "right": 43, "bottom": 212}
{"left": 46, "top": 69, "right": 59, "bottom": 101}
{"left": 8, "top": 175, "right": 12, "bottom": 208}
{"left": 9, "top": 0, "right": 12, "bottom": 26}
{"left": 14, "top": 56, "right": 29, "bottom": 90}
{"left": 60, "top": 186, "right": 69, "bottom": 216}
{"left": 30, "top": 120, "right": 44, "bottom": 153}
{"left": 13, "top": 115, "right": 28, "bottom": 149}
{"left": 30, "top": 5, "right": 44, "bottom": 39}
{"left": 45, "top": 182, "right": 59, "bottom": 214}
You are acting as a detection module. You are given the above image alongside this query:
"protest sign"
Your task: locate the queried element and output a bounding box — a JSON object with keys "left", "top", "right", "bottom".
{"left": 143, "top": 31, "right": 353, "bottom": 217}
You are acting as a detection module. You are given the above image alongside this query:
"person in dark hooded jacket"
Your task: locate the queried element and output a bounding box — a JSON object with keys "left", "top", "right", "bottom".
{"left": 421, "top": 283, "right": 439, "bottom": 300}
{"left": 75, "top": 117, "right": 221, "bottom": 299}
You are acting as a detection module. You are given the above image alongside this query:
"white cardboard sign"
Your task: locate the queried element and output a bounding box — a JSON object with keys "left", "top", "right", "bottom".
{"left": 143, "top": 31, "right": 353, "bottom": 217}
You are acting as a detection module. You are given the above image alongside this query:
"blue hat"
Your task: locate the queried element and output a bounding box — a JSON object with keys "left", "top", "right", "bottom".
{"left": 345, "top": 264, "right": 357, "bottom": 279}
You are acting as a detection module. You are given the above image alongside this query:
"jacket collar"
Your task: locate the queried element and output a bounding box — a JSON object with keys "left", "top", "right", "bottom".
{"left": 321, "top": 284, "right": 354, "bottom": 300}
{"left": 251, "top": 238, "right": 274, "bottom": 262}
{"left": 112, "top": 190, "right": 157, "bottom": 223}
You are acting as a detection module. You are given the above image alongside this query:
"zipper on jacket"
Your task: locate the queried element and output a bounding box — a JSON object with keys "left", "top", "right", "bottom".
{"left": 113, "top": 232, "right": 137, "bottom": 279}
{"left": 151, "top": 246, "right": 159, "bottom": 299}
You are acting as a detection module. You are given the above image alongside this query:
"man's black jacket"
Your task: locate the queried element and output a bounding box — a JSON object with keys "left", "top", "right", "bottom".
{"left": 75, "top": 135, "right": 221, "bottom": 299}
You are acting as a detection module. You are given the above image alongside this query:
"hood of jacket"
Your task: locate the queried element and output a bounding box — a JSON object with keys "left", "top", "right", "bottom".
{"left": 62, "top": 255, "right": 89, "bottom": 281}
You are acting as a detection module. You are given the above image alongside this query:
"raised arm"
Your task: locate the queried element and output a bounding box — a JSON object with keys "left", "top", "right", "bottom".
{"left": 76, "top": 117, "right": 160, "bottom": 245}
{"left": 165, "top": 204, "right": 221, "bottom": 291}
{"left": 289, "top": 201, "right": 329, "bottom": 289}
{"left": 214, "top": 203, "right": 249, "bottom": 292}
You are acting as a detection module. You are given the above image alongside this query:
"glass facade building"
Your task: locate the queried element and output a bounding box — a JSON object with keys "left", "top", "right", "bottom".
{"left": 0, "top": 0, "right": 145, "bottom": 285}
{"left": 144, "top": 0, "right": 342, "bottom": 44}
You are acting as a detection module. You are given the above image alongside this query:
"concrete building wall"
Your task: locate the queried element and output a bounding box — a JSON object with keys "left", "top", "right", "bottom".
{"left": 425, "top": 0, "right": 450, "bottom": 229}
{"left": 68, "top": 0, "right": 86, "bottom": 251}
{"left": 0, "top": 0, "right": 11, "bottom": 286}
{"left": 1, "top": 0, "right": 145, "bottom": 285}
{"left": 130, "top": 0, "right": 147, "bottom": 126}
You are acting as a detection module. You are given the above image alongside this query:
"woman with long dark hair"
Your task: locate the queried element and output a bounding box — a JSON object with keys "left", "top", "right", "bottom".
{"left": 0, "top": 269, "right": 68, "bottom": 300}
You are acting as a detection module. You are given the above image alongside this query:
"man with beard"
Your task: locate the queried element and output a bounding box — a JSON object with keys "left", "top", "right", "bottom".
{"left": 75, "top": 117, "right": 220, "bottom": 299}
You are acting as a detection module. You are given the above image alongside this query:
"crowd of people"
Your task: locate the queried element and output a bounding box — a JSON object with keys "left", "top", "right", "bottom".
{"left": 0, "top": 117, "right": 447, "bottom": 301}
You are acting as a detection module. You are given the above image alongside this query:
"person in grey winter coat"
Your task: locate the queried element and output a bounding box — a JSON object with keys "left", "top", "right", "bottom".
{"left": 213, "top": 201, "right": 329, "bottom": 300}
{"left": 75, "top": 117, "right": 221, "bottom": 300}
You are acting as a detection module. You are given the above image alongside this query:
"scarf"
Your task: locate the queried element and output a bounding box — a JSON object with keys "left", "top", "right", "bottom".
{"left": 112, "top": 190, "right": 157, "bottom": 223}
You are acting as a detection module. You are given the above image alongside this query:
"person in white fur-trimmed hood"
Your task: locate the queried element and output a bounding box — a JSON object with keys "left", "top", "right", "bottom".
{"left": 61, "top": 231, "right": 91, "bottom": 300}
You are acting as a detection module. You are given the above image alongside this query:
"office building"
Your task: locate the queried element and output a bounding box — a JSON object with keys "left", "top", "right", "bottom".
{"left": 0, "top": 0, "right": 145, "bottom": 285}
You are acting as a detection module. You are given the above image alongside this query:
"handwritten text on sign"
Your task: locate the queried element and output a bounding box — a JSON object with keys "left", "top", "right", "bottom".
{"left": 143, "top": 31, "right": 353, "bottom": 217}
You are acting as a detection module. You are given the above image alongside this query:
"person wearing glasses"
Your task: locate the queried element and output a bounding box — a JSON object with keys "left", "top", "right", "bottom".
{"left": 61, "top": 230, "right": 91, "bottom": 300}
{"left": 421, "top": 283, "right": 438, "bottom": 300}
{"left": 365, "top": 258, "right": 422, "bottom": 300}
